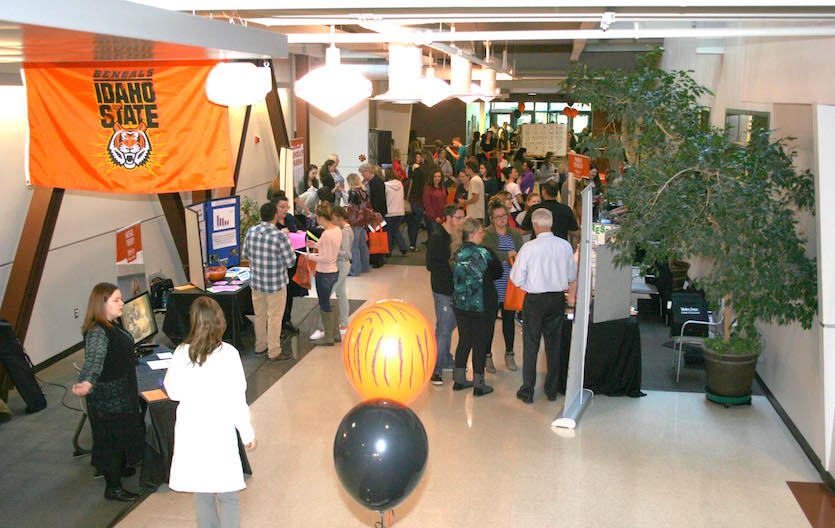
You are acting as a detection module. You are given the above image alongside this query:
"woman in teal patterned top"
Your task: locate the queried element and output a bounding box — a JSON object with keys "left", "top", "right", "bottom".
{"left": 451, "top": 217, "right": 502, "bottom": 396}
{"left": 73, "top": 283, "right": 144, "bottom": 502}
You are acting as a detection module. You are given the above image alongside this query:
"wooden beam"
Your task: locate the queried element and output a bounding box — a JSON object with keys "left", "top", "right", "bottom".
{"left": 266, "top": 59, "right": 290, "bottom": 153}
{"left": 0, "top": 187, "right": 64, "bottom": 400}
{"left": 231, "top": 105, "right": 252, "bottom": 196}
{"left": 191, "top": 190, "right": 211, "bottom": 204}
{"left": 570, "top": 22, "right": 598, "bottom": 62}
{"left": 158, "top": 193, "right": 188, "bottom": 273}
{"left": 293, "top": 54, "right": 310, "bottom": 168}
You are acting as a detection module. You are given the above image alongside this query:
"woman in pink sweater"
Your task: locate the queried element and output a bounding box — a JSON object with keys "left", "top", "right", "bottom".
{"left": 422, "top": 168, "right": 448, "bottom": 239}
{"left": 306, "top": 203, "right": 342, "bottom": 346}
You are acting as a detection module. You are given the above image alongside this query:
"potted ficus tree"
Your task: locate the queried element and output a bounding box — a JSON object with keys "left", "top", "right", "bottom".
{"left": 563, "top": 49, "right": 817, "bottom": 402}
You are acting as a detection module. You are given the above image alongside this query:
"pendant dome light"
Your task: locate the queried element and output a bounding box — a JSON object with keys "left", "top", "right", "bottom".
{"left": 294, "top": 28, "right": 372, "bottom": 117}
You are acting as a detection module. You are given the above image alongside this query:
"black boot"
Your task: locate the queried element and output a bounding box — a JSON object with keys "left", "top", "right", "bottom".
{"left": 452, "top": 367, "right": 473, "bottom": 391}
{"left": 473, "top": 373, "right": 494, "bottom": 397}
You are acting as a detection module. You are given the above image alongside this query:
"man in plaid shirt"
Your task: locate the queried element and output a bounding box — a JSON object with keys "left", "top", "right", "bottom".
{"left": 242, "top": 202, "right": 297, "bottom": 362}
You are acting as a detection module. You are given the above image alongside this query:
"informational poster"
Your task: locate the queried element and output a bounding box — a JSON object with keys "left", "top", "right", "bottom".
{"left": 291, "top": 137, "right": 305, "bottom": 190}
{"left": 116, "top": 222, "right": 143, "bottom": 265}
{"left": 568, "top": 152, "right": 590, "bottom": 181}
{"left": 518, "top": 123, "right": 568, "bottom": 157}
{"left": 188, "top": 196, "right": 241, "bottom": 267}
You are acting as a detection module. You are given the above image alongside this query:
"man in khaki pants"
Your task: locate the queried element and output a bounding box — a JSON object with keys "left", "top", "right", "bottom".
{"left": 242, "top": 202, "right": 296, "bottom": 362}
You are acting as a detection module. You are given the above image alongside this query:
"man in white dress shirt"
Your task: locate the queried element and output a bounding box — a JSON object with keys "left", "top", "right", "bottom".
{"left": 509, "top": 208, "right": 577, "bottom": 404}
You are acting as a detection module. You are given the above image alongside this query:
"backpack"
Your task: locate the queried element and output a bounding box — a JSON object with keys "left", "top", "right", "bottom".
{"left": 149, "top": 277, "right": 174, "bottom": 310}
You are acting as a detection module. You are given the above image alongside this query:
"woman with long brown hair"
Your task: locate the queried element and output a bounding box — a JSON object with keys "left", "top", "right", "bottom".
{"left": 164, "top": 296, "right": 255, "bottom": 528}
{"left": 73, "top": 283, "right": 144, "bottom": 502}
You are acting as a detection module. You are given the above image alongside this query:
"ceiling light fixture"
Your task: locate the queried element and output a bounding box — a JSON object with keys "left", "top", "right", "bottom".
{"left": 294, "top": 38, "right": 372, "bottom": 117}
{"left": 420, "top": 52, "right": 451, "bottom": 107}
{"left": 205, "top": 61, "right": 272, "bottom": 107}
{"left": 450, "top": 54, "right": 481, "bottom": 104}
{"left": 374, "top": 43, "right": 424, "bottom": 104}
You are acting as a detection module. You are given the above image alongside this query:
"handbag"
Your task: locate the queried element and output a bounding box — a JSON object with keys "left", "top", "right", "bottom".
{"left": 404, "top": 179, "right": 413, "bottom": 215}
{"left": 367, "top": 219, "right": 390, "bottom": 255}
{"left": 292, "top": 253, "right": 316, "bottom": 290}
{"left": 504, "top": 257, "right": 526, "bottom": 312}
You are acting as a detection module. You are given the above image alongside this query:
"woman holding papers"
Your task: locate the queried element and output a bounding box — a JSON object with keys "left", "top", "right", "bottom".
{"left": 306, "top": 203, "right": 343, "bottom": 346}
{"left": 164, "top": 297, "right": 255, "bottom": 528}
{"left": 73, "top": 283, "right": 144, "bottom": 502}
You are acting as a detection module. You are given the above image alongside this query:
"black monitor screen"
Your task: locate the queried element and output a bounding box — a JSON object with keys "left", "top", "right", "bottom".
{"left": 121, "top": 292, "right": 157, "bottom": 345}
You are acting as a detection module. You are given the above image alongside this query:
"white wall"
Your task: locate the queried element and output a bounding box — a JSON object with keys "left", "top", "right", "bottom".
{"left": 813, "top": 105, "right": 835, "bottom": 472}
{"left": 0, "top": 82, "right": 280, "bottom": 366}
{"left": 309, "top": 101, "right": 369, "bottom": 177}
{"left": 375, "top": 102, "right": 411, "bottom": 157}
{"left": 661, "top": 37, "right": 834, "bottom": 466}
{"left": 743, "top": 37, "right": 835, "bottom": 105}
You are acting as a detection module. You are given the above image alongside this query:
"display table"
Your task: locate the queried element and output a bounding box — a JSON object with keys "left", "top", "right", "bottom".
{"left": 559, "top": 315, "right": 645, "bottom": 398}
{"left": 135, "top": 347, "right": 252, "bottom": 490}
{"left": 162, "top": 284, "right": 253, "bottom": 348}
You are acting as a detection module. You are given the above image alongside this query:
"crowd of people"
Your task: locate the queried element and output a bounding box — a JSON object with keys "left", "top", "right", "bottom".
{"left": 71, "top": 133, "right": 600, "bottom": 526}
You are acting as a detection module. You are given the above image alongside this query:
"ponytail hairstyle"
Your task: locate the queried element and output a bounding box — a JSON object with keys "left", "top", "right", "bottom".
{"left": 331, "top": 205, "right": 348, "bottom": 222}
{"left": 450, "top": 217, "right": 483, "bottom": 267}
{"left": 183, "top": 296, "right": 226, "bottom": 366}
{"left": 315, "top": 202, "right": 333, "bottom": 221}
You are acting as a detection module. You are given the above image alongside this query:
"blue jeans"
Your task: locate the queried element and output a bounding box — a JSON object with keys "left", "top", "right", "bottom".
{"left": 406, "top": 203, "right": 425, "bottom": 248}
{"left": 385, "top": 215, "right": 409, "bottom": 253}
{"left": 315, "top": 271, "right": 339, "bottom": 312}
{"left": 432, "top": 292, "right": 457, "bottom": 374}
{"left": 350, "top": 226, "right": 370, "bottom": 275}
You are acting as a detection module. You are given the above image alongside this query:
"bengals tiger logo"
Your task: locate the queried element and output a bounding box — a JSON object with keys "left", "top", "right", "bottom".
{"left": 107, "top": 122, "right": 151, "bottom": 169}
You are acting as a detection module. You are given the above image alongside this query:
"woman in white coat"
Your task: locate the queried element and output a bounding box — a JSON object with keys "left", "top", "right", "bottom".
{"left": 164, "top": 297, "right": 256, "bottom": 528}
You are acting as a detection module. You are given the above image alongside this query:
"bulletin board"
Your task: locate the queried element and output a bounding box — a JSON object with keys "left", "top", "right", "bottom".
{"left": 518, "top": 123, "right": 568, "bottom": 157}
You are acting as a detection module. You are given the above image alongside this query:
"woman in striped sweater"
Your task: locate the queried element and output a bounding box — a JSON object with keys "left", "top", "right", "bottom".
{"left": 481, "top": 201, "right": 525, "bottom": 373}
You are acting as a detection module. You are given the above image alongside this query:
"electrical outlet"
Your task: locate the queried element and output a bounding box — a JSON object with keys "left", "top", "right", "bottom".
{"left": 74, "top": 307, "right": 79, "bottom": 319}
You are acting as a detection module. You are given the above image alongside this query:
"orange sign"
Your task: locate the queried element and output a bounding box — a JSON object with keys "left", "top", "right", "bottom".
{"left": 116, "top": 222, "right": 142, "bottom": 264}
{"left": 568, "top": 152, "right": 590, "bottom": 180}
{"left": 23, "top": 61, "right": 233, "bottom": 193}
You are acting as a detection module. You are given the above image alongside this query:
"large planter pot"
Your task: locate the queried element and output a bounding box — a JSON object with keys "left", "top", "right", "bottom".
{"left": 703, "top": 347, "right": 759, "bottom": 398}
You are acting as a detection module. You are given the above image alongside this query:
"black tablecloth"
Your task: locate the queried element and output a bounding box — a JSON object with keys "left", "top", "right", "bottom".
{"left": 559, "top": 315, "right": 645, "bottom": 398}
{"left": 135, "top": 348, "right": 252, "bottom": 490}
{"left": 162, "top": 285, "right": 253, "bottom": 348}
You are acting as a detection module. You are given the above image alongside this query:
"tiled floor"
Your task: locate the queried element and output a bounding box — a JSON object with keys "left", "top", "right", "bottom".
{"left": 119, "top": 265, "right": 820, "bottom": 528}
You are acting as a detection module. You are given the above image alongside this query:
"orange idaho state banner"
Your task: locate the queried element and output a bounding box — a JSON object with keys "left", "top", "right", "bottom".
{"left": 23, "top": 61, "right": 233, "bottom": 194}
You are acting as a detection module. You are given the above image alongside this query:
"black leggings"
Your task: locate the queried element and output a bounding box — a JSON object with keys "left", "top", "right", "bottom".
{"left": 453, "top": 310, "right": 493, "bottom": 375}
{"left": 488, "top": 307, "right": 516, "bottom": 355}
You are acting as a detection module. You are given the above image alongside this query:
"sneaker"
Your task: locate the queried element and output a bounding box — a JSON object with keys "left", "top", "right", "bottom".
{"left": 339, "top": 326, "right": 348, "bottom": 337}
{"left": 309, "top": 329, "right": 325, "bottom": 340}
{"left": 409, "top": 245, "right": 416, "bottom": 252}
{"left": 430, "top": 373, "right": 443, "bottom": 386}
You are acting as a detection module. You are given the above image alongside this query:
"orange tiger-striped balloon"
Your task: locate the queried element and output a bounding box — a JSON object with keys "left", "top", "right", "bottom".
{"left": 342, "top": 300, "right": 437, "bottom": 405}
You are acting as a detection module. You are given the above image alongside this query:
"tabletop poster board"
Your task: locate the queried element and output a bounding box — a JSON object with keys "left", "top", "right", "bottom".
{"left": 518, "top": 123, "right": 568, "bottom": 157}
{"left": 188, "top": 196, "right": 241, "bottom": 268}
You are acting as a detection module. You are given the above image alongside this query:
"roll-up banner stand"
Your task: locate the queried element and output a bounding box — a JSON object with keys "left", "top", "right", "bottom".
{"left": 279, "top": 146, "right": 295, "bottom": 214}
{"left": 552, "top": 183, "right": 594, "bottom": 430}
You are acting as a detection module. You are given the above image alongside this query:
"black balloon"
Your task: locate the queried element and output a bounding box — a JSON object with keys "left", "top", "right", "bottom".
{"left": 333, "top": 399, "right": 428, "bottom": 512}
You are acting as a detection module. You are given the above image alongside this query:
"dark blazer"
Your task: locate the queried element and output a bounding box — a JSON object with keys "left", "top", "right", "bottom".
{"left": 367, "top": 175, "right": 387, "bottom": 216}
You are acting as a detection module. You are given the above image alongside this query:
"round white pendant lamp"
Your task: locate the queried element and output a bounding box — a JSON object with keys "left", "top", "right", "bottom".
{"left": 295, "top": 44, "right": 372, "bottom": 117}
{"left": 205, "top": 62, "right": 272, "bottom": 107}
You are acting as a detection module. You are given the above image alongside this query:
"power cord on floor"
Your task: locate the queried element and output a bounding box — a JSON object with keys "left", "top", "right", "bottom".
{"left": 34, "top": 374, "right": 84, "bottom": 413}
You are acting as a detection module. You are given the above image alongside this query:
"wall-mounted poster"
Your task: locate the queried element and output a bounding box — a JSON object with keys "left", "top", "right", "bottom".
{"left": 116, "top": 222, "right": 143, "bottom": 265}
{"left": 518, "top": 123, "right": 568, "bottom": 157}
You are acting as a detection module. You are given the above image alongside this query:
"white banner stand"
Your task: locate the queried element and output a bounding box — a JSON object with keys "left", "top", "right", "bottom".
{"left": 552, "top": 184, "right": 594, "bottom": 430}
